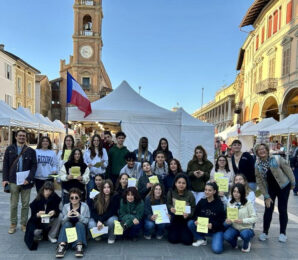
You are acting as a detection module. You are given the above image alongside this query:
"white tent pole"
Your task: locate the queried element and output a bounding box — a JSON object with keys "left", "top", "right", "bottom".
{"left": 286, "top": 132, "right": 290, "bottom": 163}
{"left": 8, "top": 126, "right": 11, "bottom": 145}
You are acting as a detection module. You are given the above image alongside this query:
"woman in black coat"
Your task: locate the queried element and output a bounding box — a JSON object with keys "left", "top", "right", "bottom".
{"left": 25, "top": 181, "right": 61, "bottom": 250}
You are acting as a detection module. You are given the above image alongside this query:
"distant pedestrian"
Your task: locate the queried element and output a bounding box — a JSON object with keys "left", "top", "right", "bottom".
{"left": 220, "top": 141, "right": 228, "bottom": 155}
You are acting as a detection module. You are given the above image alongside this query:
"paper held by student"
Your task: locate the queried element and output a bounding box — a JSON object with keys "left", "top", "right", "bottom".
{"left": 217, "top": 177, "right": 229, "bottom": 192}
{"left": 214, "top": 172, "right": 224, "bottom": 182}
{"left": 65, "top": 227, "right": 78, "bottom": 243}
{"left": 114, "top": 220, "right": 123, "bottom": 235}
{"left": 89, "top": 189, "right": 100, "bottom": 199}
{"left": 16, "top": 170, "right": 30, "bottom": 185}
{"left": 63, "top": 149, "right": 72, "bottom": 161}
{"left": 70, "top": 166, "right": 81, "bottom": 178}
{"left": 152, "top": 204, "right": 170, "bottom": 224}
{"left": 149, "top": 175, "right": 159, "bottom": 184}
{"left": 174, "top": 200, "right": 186, "bottom": 215}
{"left": 128, "top": 178, "right": 137, "bottom": 188}
{"left": 227, "top": 207, "right": 239, "bottom": 221}
{"left": 90, "top": 226, "right": 108, "bottom": 238}
{"left": 196, "top": 217, "right": 209, "bottom": 234}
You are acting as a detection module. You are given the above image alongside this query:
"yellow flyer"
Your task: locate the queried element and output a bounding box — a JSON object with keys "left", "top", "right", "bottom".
{"left": 217, "top": 177, "right": 229, "bottom": 192}
{"left": 63, "top": 149, "right": 72, "bottom": 161}
{"left": 174, "top": 200, "right": 186, "bottom": 215}
{"left": 114, "top": 220, "right": 123, "bottom": 235}
{"left": 65, "top": 227, "right": 78, "bottom": 243}
{"left": 227, "top": 207, "right": 239, "bottom": 221}
{"left": 149, "top": 175, "right": 159, "bottom": 184}
{"left": 153, "top": 210, "right": 163, "bottom": 224}
{"left": 196, "top": 217, "right": 209, "bottom": 234}
{"left": 94, "top": 162, "right": 102, "bottom": 168}
{"left": 70, "top": 166, "right": 81, "bottom": 178}
{"left": 214, "top": 172, "right": 224, "bottom": 182}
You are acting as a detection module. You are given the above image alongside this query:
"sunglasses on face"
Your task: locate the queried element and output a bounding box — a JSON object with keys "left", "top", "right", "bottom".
{"left": 70, "top": 196, "right": 79, "bottom": 200}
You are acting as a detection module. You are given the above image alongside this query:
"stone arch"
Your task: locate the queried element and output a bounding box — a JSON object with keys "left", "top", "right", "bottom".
{"left": 281, "top": 87, "right": 298, "bottom": 116}
{"left": 83, "top": 14, "right": 92, "bottom": 31}
{"left": 251, "top": 103, "right": 260, "bottom": 121}
{"left": 261, "top": 95, "right": 279, "bottom": 120}
{"left": 243, "top": 106, "right": 250, "bottom": 122}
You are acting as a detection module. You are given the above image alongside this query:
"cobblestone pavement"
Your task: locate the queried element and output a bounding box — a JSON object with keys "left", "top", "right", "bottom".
{"left": 0, "top": 176, "right": 297, "bottom": 260}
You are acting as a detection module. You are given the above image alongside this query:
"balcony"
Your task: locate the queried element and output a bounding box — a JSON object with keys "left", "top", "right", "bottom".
{"left": 255, "top": 78, "right": 278, "bottom": 95}
{"left": 80, "top": 0, "right": 94, "bottom": 6}
{"left": 80, "top": 30, "right": 94, "bottom": 36}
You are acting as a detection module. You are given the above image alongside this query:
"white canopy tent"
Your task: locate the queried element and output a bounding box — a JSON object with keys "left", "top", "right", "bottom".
{"left": 17, "top": 107, "right": 49, "bottom": 131}
{"left": 240, "top": 117, "right": 278, "bottom": 136}
{"left": 216, "top": 125, "right": 237, "bottom": 140}
{"left": 226, "top": 121, "right": 254, "bottom": 138}
{"left": 68, "top": 81, "right": 214, "bottom": 168}
{"left": 263, "top": 114, "right": 298, "bottom": 135}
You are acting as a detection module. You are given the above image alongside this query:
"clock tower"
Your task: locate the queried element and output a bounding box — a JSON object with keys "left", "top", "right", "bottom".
{"left": 59, "top": 0, "right": 112, "bottom": 122}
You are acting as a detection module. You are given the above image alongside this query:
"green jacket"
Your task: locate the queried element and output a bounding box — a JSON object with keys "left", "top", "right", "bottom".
{"left": 108, "top": 145, "right": 129, "bottom": 176}
{"left": 166, "top": 189, "right": 196, "bottom": 218}
{"left": 187, "top": 159, "right": 213, "bottom": 192}
{"left": 119, "top": 199, "right": 144, "bottom": 227}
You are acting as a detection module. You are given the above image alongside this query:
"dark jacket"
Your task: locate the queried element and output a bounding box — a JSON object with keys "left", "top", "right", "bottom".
{"left": 231, "top": 152, "right": 256, "bottom": 183}
{"left": 24, "top": 192, "right": 61, "bottom": 250}
{"left": 62, "top": 161, "right": 88, "bottom": 192}
{"left": 187, "top": 159, "right": 213, "bottom": 192}
{"left": 137, "top": 173, "right": 163, "bottom": 199}
{"left": 108, "top": 145, "right": 129, "bottom": 176}
{"left": 164, "top": 171, "right": 188, "bottom": 194}
{"left": 119, "top": 199, "right": 144, "bottom": 228}
{"left": 144, "top": 196, "right": 166, "bottom": 220}
{"left": 153, "top": 149, "right": 173, "bottom": 163}
{"left": 3, "top": 144, "right": 37, "bottom": 189}
{"left": 90, "top": 194, "right": 120, "bottom": 223}
{"left": 193, "top": 198, "right": 226, "bottom": 233}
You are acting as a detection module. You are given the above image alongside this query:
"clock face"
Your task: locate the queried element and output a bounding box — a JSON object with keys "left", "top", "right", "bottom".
{"left": 80, "top": 45, "right": 93, "bottom": 59}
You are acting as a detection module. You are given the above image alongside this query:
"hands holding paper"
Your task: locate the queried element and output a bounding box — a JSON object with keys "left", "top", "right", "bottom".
{"left": 67, "top": 175, "right": 74, "bottom": 180}
{"left": 133, "top": 218, "right": 139, "bottom": 225}
{"left": 97, "top": 221, "right": 103, "bottom": 230}
{"left": 37, "top": 211, "right": 46, "bottom": 218}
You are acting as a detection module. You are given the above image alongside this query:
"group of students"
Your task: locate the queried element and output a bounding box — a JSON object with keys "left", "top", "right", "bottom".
{"left": 2, "top": 129, "right": 296, "bottom": 258}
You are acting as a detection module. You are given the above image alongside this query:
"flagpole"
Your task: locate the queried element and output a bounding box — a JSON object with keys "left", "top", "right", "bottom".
{"left": 66, "top": 102, "right": 69, "bottom": 135}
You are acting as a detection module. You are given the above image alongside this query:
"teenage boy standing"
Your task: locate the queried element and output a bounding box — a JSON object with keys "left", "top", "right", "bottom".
{"left": 107, "top": 131, "right": 129, "bottom": 184}
{"left": 2, "top": 130, "right": 37, "bottom": 234}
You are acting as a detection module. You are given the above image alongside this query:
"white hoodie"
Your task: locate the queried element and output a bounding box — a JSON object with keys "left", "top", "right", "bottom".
{"left": 35, "top": 149, "right": 58, "bottom": 180}
{"left": 83, "top": 148, "right": 108, "bottom": 176}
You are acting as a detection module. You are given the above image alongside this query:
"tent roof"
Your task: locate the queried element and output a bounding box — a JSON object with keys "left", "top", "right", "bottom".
{"left": 227, "top": 121, "right": 254, "bottom": 138}
{"left": 177, "top": 108, "right": 213, "bottom": 127}
{"left": 17, "top": 107, "right": 49, "bottom": 131}
{"left": 263, "top": 114, "right": 298, "bottom": 135}
{"left": 240, "top": 117, "right": 278, "bottom": 136}
{"left": 69, "top": 81, "right": 178, "bottom": 123}
{"left": 0, "top": 101, "right": 37, "bottom": 128}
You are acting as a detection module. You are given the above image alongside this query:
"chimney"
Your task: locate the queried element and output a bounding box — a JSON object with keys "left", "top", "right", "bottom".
{"left": 0, "top": 44, "right": 4, "bottom": 50}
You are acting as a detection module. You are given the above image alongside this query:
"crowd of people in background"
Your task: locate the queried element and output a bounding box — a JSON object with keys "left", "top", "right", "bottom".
{"left": 2, "top": 129, "right": 297, "bottom": 258}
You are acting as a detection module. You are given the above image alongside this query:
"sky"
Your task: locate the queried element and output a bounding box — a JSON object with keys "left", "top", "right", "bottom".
{"left": 0, "top": 0, "right": 254, "bottom": 114}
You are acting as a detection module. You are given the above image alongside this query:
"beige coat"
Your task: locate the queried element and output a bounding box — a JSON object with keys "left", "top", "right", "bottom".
{"left": 255, "top": 155, "right": 295, "bottom": 199}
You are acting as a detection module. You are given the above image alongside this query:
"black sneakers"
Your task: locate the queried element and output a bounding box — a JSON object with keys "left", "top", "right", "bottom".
{"left": 56, "top": 243, "right": 67, "bottom": 258}
{"left": 75, "top": 243, "right": 84, "bottom": 258}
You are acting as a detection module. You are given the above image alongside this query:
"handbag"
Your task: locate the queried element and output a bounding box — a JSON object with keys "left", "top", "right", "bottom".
{"left": 4, "top": 183, "right": 10, "bottom": 193}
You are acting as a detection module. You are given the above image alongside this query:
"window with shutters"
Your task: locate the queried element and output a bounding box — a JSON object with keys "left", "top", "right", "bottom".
{"left": 258, "top": 64, "right": 263, "bottom": 82}
{"left": 286, "top": 1, "right": 292, "bottom": 24}
{"left": 282, "top": 47, "right": 291, "bottom": 76}
{"left": 6, "top": 64, "right": 12, "bottom": 80}
{"left": 261, "top": 27, "right": 265, "bottom": 44}
{"left": 268, "top": 16, "right": 272, "bottom": 38}
{"left": 5, "top": 94, "right": 12, "bottom": 107}
{"left": 17, "top": 77, "right": 22, "bottom": 94}
{"left": 256, "top": 35, "right": 259, "bottom": 50}
{"left": 279, "top": 6, "right": 282, "bottom": 30}
{"left": 273, "top": 10, "right": 278, "bottom": 34}
{"left": 269, "top": 56, "right": 276, "bottom": 78}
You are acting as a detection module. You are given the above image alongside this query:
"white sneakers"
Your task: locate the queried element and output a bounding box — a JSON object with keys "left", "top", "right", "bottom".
{"left": 278, "top": 234, "right": 287, "bottom": 243}
{"left": 192, "top": 240, "right": 207, "bottom": 247}
{"left": 259, "top": 233, "right": 268, "bottom": 241}
{"left": 108, "top": 239, "right": 115, "bottom": 244}
{"left": 48, "top": 235, "right": 57, "bottom": 243}
{"left": 144, "top": 235, "right": 151, "bottom": 240}
{"left": 241, "top": 242, "right": 251, "bottom": 253}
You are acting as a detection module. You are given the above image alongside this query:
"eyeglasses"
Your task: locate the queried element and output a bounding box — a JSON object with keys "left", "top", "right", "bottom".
{"left": 70, "top": 196, "right": 79, "bottom": 200}
{"left": 218, "top": 160, "right": 226, "bottom": 162}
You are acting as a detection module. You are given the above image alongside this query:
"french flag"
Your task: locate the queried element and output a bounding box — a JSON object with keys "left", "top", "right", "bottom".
{"left": 67, "top": 72, "right": 92, "bottom": 118}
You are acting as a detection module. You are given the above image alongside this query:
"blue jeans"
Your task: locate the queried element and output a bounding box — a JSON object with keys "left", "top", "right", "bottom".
{"left": 144, "top": 219, "right": 167, "bottom": 237}
{"left": 224, "top": 226, "right": 254, "bottom": 249}
{"left": 58, "top": 221, "right": 87, "bottom": 247}
{"left": 88, "top": 216, "right": 118, "bottom": 240}
{"left": 187, "top": 220, "right": 223, "bottom": 254}
{"left": 294, "top": 167, "right": 298, "bottom": 193}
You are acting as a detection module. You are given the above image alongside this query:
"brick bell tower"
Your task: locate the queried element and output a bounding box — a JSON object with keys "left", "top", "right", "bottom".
{"left": 59, "top": 0, "right": 112, "bottom": 122}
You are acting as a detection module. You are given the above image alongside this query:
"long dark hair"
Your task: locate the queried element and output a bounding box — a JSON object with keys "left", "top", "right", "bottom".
{"left": 215, "top": 155, "right": 230, "bottom": 172}
{"left": 137, "top": 137, "right": 149, "bottom": 162}
{"left": 115, "top": 173, "right": 129, "bottom": 191}
{"left": 172, "top": 173, "right": 190, "bottom": 191}
{"left": 149, "top": 183, "right": 166, "bottom": 204}
{"left": 192, "top": 145, "right": 207, "bottom": 162}
{"left": 36, "top": 181, "right": 55, "bottom": 200}
{"left": 68, "top": 148, "right": 84, "bottom": 164}
{"left": 205, "top": 182, "right": 219, "bottom": 200}
{"left": 94, "top": 180, "right": 114, "bottom": 215}
{"left": 37, "top": 136, "right": 52, "bottom": 150}
{"left": 168, "top": 158, "right": 182, "bottom": 175}
{"left": 156, "top": 138, "right": 169, "bottom": 152}
{"left": 89, "top": 134, "right": 103, "bottom": 159}
{"left": 230, "top": 183, "right": 248, "bottom": 205}
{"left": 61, "top": 135, "right": 74, "bottom": 159}
{"left": 123, "top": 187, "right": 142, "bottom": 204}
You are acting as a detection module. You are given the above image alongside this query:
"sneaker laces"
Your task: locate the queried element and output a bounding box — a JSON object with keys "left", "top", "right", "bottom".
{"left": 57, "top": 244, "right": 65, "bottom": 253}
{"left": 76, "top": 244, "right": 83, "bottom": 251}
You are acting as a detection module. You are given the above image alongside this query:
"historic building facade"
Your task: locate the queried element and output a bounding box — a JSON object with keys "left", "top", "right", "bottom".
{"left": 193, "top": 0, "right": 297, "bottom": 131}
{"left": 58, "top": 0, "right": 112, "bottom": 122}
{"left": 35, "top": 75, "right": 52, "bottom": 118}
{"left": 0, "top": 44, "right": 40, "bottom": 113}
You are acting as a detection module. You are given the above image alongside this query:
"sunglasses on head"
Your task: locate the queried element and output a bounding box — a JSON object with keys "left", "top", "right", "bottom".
{"left": 70, "top": 196, "right": 79, "bottom": 200}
